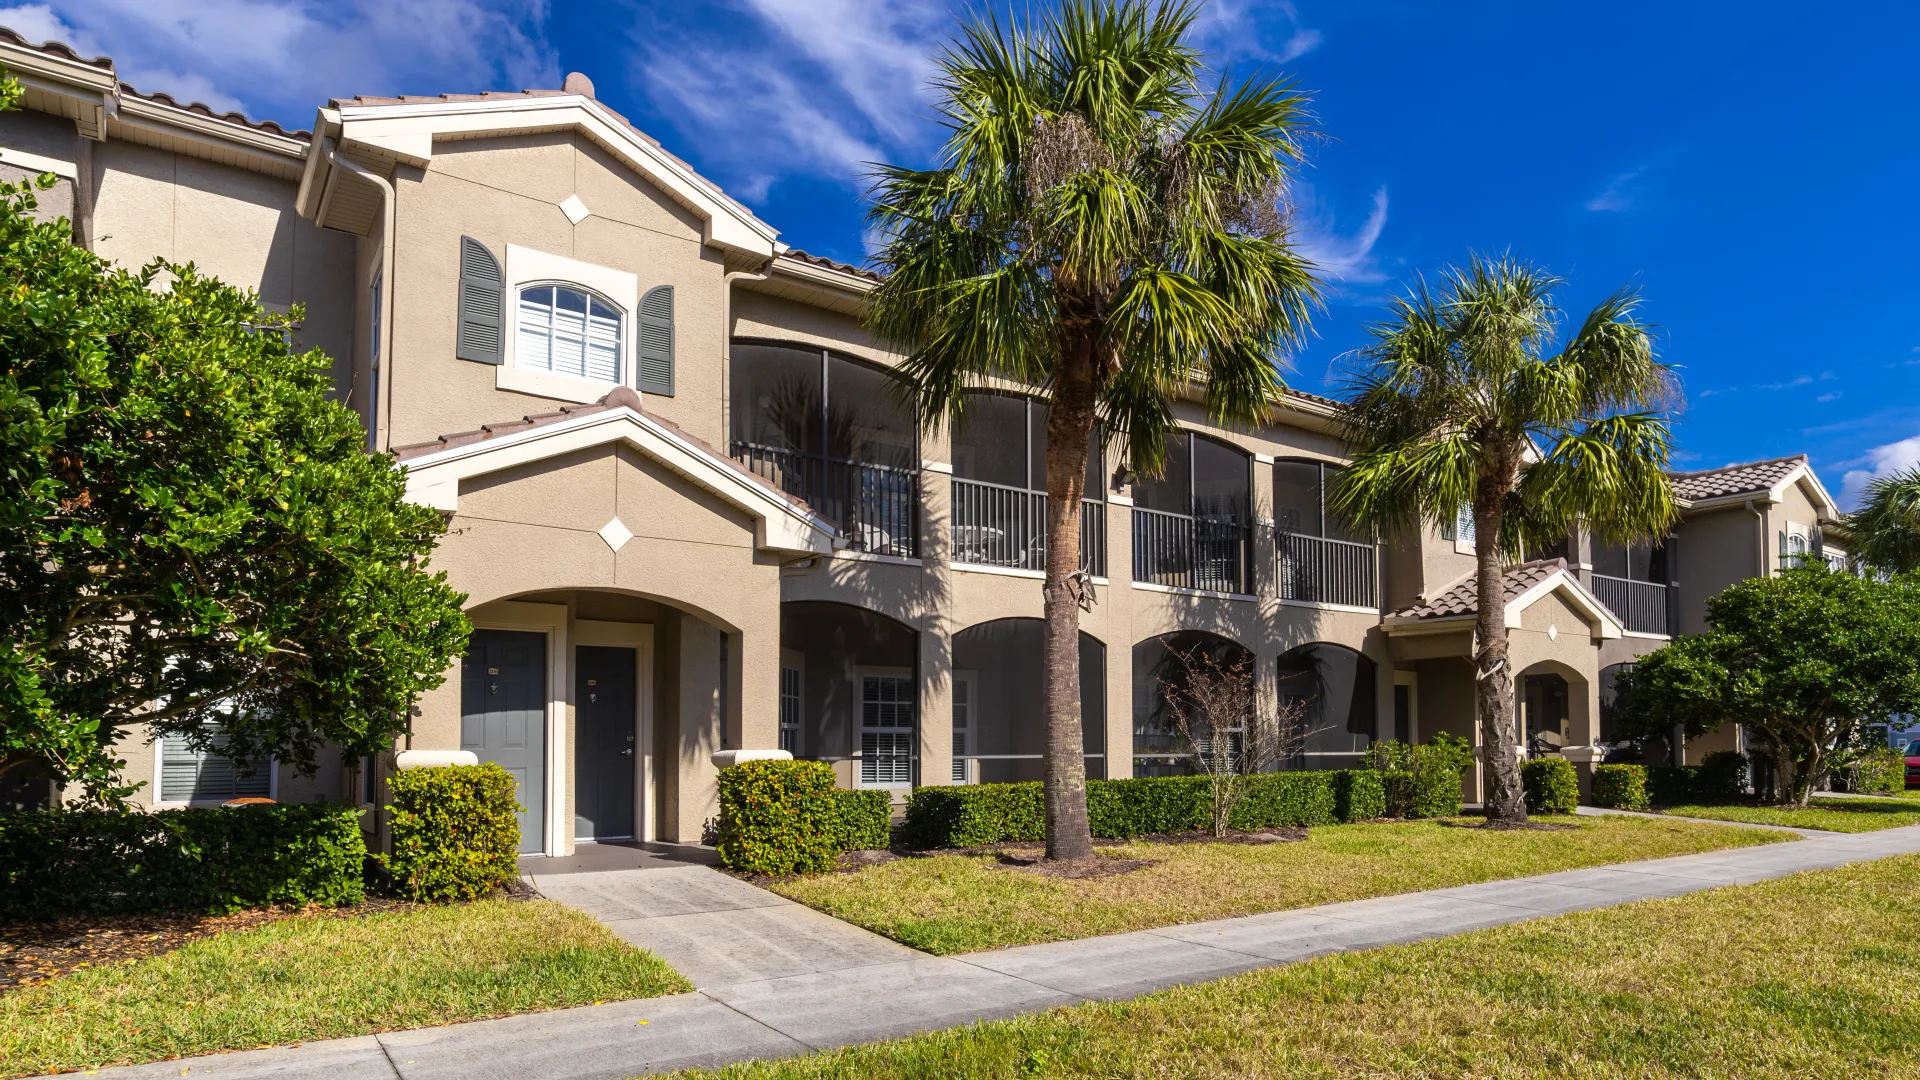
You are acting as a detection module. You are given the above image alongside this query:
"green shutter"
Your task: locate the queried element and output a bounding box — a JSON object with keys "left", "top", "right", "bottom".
{"left": 636, "top": 285, "right": 674, "bottom": 395}
{"left": 456, "top": 236, "right": 504, "bottom": 365}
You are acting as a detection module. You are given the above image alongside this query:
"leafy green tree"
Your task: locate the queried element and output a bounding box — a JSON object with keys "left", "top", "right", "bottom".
{"left": 864, "top": 0, "right": 1319, "bottom": 861}
{"left": 1616, "top": 567, "right": 1920, "bottom": 805}
{"left": 0, "top": 141, "right": 470, "bottom": 802}
{"left": 1330, "top": 255, "right": 1678, "bottom": 824}
{"left": 1844, "top": 467, "right": 1920, "bottom": 574}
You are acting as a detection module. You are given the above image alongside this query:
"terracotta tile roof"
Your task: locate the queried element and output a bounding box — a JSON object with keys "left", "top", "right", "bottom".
{"left": 118, "top": 82, "right": 310, "bottom": 140}
{"left": 1389, "top": 558, "right": 1568, "bottom": 620}
{"left": 781, "top": 248, "right": 880, "bottom": 281}
{"left": 0, "top": 27, "right": 310, "bottom": 140}
{"left": 390, "top": 387, "right": 818, "bottom": 516}
{"left": 0, "top": 25, "right": 111, "bottom": 68}
{"left": 1668, "top": 454, "right": 1805, "bottom": 502}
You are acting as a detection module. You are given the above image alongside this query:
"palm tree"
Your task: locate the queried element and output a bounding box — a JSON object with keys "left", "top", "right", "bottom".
{"left": 1846, "top": 468, "right": 1920, "bottom": 574}
{"left": 865, "top": 0, "right": 1319, "bottom": 860}
{"left": 1329, "top": 255, "right": 1679, "bottom": 824}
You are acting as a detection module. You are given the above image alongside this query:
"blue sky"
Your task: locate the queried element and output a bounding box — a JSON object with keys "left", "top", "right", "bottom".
{"left": 11, "top": 0, "right": 1918, "bottom": 506}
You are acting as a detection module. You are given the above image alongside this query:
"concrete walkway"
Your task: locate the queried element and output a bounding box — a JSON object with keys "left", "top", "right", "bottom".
{"left": 47, "top": 825, "right": 1920, "bottom": 1080}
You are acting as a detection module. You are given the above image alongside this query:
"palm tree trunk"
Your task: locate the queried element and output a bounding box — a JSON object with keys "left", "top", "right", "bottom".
{"left": 1040, "top": 349, "right": 1098, "bottom": 862}
{"left": 1473, "top": 494, "right": 1528, "bottom": 824}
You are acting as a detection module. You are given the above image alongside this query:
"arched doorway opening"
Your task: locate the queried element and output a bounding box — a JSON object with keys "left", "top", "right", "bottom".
{"left": 1275, "top": 643, "right": 1378, "bottom": 770}
{"left": 952, "top": 619, "right": 1105, "bottom": 783}
{"left": 1132, "top": 631, "right": 1254, "bottom": 777}
{"left": 780, "top": 601, "right": 919, "bottom": 790}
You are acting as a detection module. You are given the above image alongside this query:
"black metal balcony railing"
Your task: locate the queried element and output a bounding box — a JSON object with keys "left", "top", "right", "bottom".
{"left": 1132, "top": 507, "right": 1251, "bottom": 594}
{"left": 949, "top": 477, "right": 1106, "bottom": 577}
{"left": 730, "top": 441, "right": 918, "bottom": 558}
{"left": 1276, "top": 531, "right": 1377, "bottom": 608}
{"left": 1592, "top": 574, "right": 1669, "bottom": 636}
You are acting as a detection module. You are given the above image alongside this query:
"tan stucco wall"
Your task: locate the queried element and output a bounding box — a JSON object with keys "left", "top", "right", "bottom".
{"left": 1672, "top": 505, "right": 1761, "bottom": 636}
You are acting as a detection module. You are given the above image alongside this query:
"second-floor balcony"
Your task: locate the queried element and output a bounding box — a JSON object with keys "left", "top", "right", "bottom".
{"left": 730, "top": 441, "right": 918, "bottom": 558}
{"left": 1132, "top": 507, "right": 1252, "bottom": 594}
{"left": 1277, "top": 531, "right": 1376, "bottom": 608}
{"left": 1591, "top": 574, "right": 1668, "bottom": 636}
{"left": 949, "top": 477, "right": 1106, "bottom": 577}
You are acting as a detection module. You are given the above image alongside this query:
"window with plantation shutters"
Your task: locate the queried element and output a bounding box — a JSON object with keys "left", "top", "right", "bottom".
{"left": 858, "top": 674, "right": 914, "bottom": 788}
{"left": 456, "top": 236, "right": 505, "bottom": 365}
{"left": 636, "top": 284, "right": 674, "bottom": 395}
{"left": 160, "top": 729, "right": 270, "bottom": 803}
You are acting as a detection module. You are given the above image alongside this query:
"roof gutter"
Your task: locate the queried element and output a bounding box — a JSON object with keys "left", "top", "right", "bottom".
{"left": 323, "top": 139, "right": 396, "bottom": 453}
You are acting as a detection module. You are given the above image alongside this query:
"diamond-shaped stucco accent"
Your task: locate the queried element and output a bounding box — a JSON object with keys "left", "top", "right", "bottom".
{"left": 559, "top": 194, "right": 590, "bottom": 224}
{"left": 598, "top": 517, "right": 633, "bottom": 552}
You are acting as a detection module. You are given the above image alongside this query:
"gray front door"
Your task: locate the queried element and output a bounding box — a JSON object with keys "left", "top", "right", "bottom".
{"left": 575, "top": 645, "right": 637, "bottom": 841}
{"left": 461, "top": 629, "right": 547, "bottom": 853}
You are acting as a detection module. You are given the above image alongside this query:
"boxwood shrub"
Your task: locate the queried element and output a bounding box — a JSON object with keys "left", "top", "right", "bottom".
{"left": 383, "top": 762, "right": 522, "bottom": 902}
{"left": 1335, "top": 769, "right": 1387, "bottom": 822}
{"left": 1647, "top": 764, "right": 1697, "bottom": 806}
{"left": 1649, "top": 752, "right": 1749, "bottom": 806}
{"left": 0, "top": 803, "right": 365, "bottom": 919}
{"left": 716, "top": 759, "right": 841, "bottom": 874}
{"left": 900, "top": 772, "right": 1361, "bottom": 850}
{"left": 1522, "top": 757, "right": 1580, "bottom": 814}
{"left": 830, "top": 788, "right": 893, "bottom": 851}
{"left": 1590, "top": 763, "right": 1651, "bottom": 810}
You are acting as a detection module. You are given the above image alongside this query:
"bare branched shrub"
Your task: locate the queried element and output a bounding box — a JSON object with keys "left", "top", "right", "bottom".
{"left": 1162, "top": 647, "right": 1314, "bottom": 837}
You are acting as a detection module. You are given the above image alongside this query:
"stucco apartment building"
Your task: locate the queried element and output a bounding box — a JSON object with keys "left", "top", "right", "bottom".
{"left": 2, "top": 33, "right": 1851, "bottom": 853}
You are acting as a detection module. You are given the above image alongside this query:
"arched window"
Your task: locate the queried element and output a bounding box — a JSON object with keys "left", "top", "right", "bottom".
{"left": 1276, "top": 643, "right": 1377, "bottom": 769}
{"left": 516, "top": 284, "right": 621, "bottom": 382}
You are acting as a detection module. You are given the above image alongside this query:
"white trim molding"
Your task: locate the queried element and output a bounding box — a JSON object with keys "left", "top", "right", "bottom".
{"left": 399, "top": 404, "right": 838, "bottom": 556}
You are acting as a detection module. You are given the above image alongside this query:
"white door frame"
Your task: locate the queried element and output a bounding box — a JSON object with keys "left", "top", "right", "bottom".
{"left": 471, "top": 601, "right": 568, "bottom": 857}
{"left": 575, "top": 619, "right": 655, "bottom": 844}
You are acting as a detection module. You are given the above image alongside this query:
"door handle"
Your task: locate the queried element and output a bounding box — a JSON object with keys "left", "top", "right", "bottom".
{"left": 620, "top": 749, "right": 634, "bottom": 756}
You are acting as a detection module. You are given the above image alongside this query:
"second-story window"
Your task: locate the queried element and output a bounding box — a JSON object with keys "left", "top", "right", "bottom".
{"left": 516, "top": 285, "right": 621, "bottom": 383}
{"left": 729, "top": 342, "right": 919, "bottom": 557}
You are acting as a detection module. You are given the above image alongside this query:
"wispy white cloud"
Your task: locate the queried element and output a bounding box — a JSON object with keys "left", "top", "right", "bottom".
{"left": 1841, "top": 434, "right": 1920, "bottom": 508}
{"left": 3, "top": 0, "right": 557, "bottom": 123}
{"left": 1192, "top": 0, "right": 1324, "bottom": 65}
{"left": 1758, "top": 375, "right": 1814, "bottom": 391}
{"left": 1293, "top": 184, "right": 1390, "bottom": 287}
{"left": 1817, "top": 392, "right": 1842, "bottom": 403}
{"left": 1586, "top": 168, "right": 1644, "bottom": 213}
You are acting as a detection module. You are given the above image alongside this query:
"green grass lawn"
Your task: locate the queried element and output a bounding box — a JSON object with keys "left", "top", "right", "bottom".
{"left": 1664, "top": 796, "right": 1920, "bottom": 832}
{"left": 767, "top": 814, "right": 1785, "bottom": 954}
{"left": 683, "top": 853, "right": 1920, "bottom": 1080}
{"left": 0, "top": 898, "right": 689, "bottom": 1079}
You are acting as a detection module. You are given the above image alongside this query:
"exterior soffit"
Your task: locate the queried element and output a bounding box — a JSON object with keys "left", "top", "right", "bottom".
{"left": 321, "top": 96, "right": 779, "bottom": 257}
{"left": 399, "top": 407, "right": 837, "bottom": 557}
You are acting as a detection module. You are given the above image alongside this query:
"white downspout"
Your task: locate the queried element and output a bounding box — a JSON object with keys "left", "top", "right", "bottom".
{"left": 325, "top": 140, "right": 397, "bottom": 453}
{"left": 720, "top": 255, "right": 778, "bottom": 433}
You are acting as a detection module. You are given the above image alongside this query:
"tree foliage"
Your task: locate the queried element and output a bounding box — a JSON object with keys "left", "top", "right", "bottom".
{"left": 864, "top": 0, "right": 1320, "bottom": 860}
{"left": 1616, "top": 567, "right": 1920, "bottom": 805}
{"left": 1328, "top": 254, "right": 1679, "bottom": 823}
{"left": 1844, "top": 467, "right": 1920, "bottom": 574}
{"left": 0, "top": 160, "right": 469, "bottom": 802}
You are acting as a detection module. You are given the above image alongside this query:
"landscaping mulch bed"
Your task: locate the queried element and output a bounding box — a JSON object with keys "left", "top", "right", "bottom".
{"left": 0, "top": 879, "right": 542, "bottom": 995}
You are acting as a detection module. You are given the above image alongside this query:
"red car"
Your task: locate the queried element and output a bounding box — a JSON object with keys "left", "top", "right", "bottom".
{"left": 1907, "top": 741, "right": 1920, "bottom": 790}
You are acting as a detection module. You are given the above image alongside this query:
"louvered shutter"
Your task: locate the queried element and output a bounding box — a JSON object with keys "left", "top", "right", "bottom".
{"left": 636, "top": 285, "right": 674, "bottom": 395}
{"left": 456, "top": 236, "right": 505, "bottom": 365}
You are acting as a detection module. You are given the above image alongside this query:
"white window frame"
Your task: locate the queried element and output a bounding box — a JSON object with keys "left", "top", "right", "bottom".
{"left": 779, "top": 652, "right": 804, "bottom": 755}
{"left": 151, "top": 726, "right": 278, "bottom": 807}
{"left": 497, "top": 244, "right": 638, "bottom": 404}
{"left": 952, "top": 670, "right": 977, "bottom": 784}
{"left": 857, "top": 666, "right": 916, "bottom": 790}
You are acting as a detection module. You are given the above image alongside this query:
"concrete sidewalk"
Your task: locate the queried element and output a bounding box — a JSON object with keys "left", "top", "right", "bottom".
{"left": 47, "top": 825, "right": 1920, "bottom": 1080}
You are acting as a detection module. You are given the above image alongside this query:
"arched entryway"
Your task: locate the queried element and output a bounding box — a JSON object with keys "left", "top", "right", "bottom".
{"left": 952, "top": 619, "right": 1105, "bottom": 784}
{"left": 1515, "top": 659, "right": 1591, "bottom": 759}
{"left": 1275, "top": 643, "right": 1378, "bottom": 770}
{"left": 1132, "top": 631, "right": 1254, "bottom": 777}
{"left": 780, "top": 601, "right": 919, "bottom": 790}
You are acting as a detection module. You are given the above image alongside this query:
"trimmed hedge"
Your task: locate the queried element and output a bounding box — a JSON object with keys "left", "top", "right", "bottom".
{"left": 1851, "top": 747, "right": 1906, "bottom": 796}
{"left": 0, "top": 804, "right": 365, "bottom": 919}
{"left": 830, "top": 788, "right": 893, "bottom": 851}
{"left": 902, "top": 772, "right": 1364, "bottom": 850}
{"left": 716, "top": 759, "right": 841, "bottom": 874}
{"left": 1336, "top": 769, "right": 1387, "bottom": 822}
{"left": 1522, "top": 757, "right": 1580, "bottom": 814}
{"left": 1649, "top": 751, "right": 1750, "bottom": 806}
{"left": 1366, "top": 736, "right": 1472, "bottom": 819}
{"left": 384, "top": 763, "right": 521, "bottom": 902}
{"left": 1591, "top": 763, "right": 1651, "bottom": 810}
